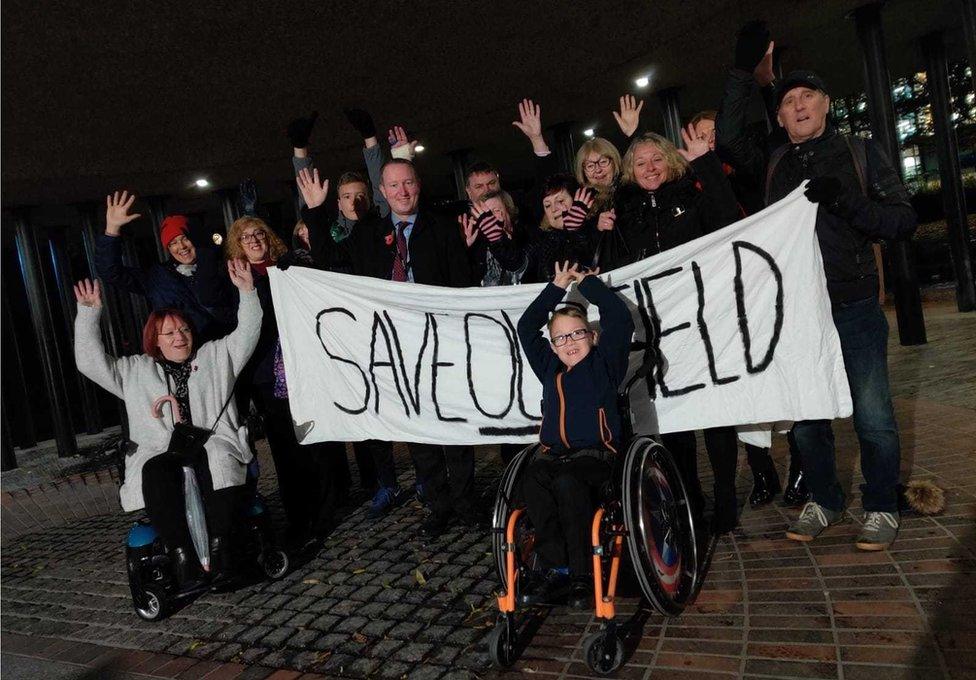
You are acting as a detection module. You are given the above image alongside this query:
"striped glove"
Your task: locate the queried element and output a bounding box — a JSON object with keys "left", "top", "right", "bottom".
{"left": 474, "top": 210, "right": 505, "bottom": 243}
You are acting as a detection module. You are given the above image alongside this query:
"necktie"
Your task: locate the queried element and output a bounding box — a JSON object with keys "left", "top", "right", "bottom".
{"left": 391, "top": 221, "right": 409, "bottom": 282}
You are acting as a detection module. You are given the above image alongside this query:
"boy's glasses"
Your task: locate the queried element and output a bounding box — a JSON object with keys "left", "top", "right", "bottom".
{"left": 550, "top": 328, "right": 591, "bottom": 347}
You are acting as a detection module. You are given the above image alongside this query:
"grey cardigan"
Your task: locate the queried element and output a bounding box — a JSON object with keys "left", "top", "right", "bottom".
{"left": 74, "top": 288, "right": 262, "bottom": 512}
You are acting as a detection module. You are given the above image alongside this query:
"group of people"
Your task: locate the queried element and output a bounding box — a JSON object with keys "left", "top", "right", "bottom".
{"left": 73, "top": 20, "right": 916, "bottom": 599}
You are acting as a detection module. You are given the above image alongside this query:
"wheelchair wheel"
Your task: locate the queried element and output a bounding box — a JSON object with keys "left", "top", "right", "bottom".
{"left": 261, "top": 548, "right": 289, "bottom": 580}
{"left": 492, "top": 444, "right": 539, "bottom": 584}
{"left": 621, "top": 436, "right": 699, "bottom": 617}
{"left": 486, "top": 615, "right": 518, "bottom": 669}
{"left": 134, "top": 583, "right": 169, "bottom": 622}
{"left": 583, "top": 630, "right": 624, "bottom": 675}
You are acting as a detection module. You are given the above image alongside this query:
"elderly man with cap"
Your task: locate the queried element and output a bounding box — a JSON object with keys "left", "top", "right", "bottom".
{"left": 716, "top": 29, "right": 918, "bottom": 551}
{"left": 95, "top": 190, "right": 237, "bottom": 342}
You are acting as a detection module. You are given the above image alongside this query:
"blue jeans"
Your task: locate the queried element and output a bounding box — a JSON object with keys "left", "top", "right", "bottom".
{"left": 793, "top": 297, "right": 901, "bottom": 513}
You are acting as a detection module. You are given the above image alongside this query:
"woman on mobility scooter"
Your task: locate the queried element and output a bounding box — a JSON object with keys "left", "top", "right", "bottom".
{"left": 73, "top": 260, "right": 264, "bottom": 599}
{"left": 493, "top": 261, "right": 701, "bottom": 674}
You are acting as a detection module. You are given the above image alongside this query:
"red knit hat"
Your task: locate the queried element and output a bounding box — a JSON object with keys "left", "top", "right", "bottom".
{"left": 159, "top": 215, "right": 189, "bottom": 248}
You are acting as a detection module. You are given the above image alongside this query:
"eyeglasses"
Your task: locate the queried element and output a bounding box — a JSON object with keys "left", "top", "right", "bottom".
{"left": 158, "top": 326, "right": 192, "bottom": 338}
{"left": 583, "top": 157, "right": 612, "bottom": 172}
{"left": 240, "top": 231, "right": 267, "bottom": 243}
{"left": 550, "top": 328, "right": 591, "bottom": 347}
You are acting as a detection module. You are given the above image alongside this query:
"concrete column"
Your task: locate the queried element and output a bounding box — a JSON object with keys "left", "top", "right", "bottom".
{"left": 657, "top": 87, "right": 683, "bottom": 147}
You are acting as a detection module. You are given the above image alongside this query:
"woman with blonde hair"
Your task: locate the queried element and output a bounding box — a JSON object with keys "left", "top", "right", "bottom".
{"left": 601, "top": 126, "right": 746, "bottom": 536}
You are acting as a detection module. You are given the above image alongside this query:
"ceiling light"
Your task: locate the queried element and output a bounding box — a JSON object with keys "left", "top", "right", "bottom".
{"left": 414, "top": 144, "right": 425, "bottom": 153}
{"left": 583, "top": 128, "right": 595, "bottom": 137}
{"left": 211, "top": 233, "right": 223, "bottom": 246}
{"left": 194, "top": 178, "right": 210, "bottom": 188}
{"left": 635, "top": 76, "right": 650, "bottom": 88}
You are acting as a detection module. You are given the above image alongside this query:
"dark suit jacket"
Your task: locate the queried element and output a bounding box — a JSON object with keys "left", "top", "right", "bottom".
{"left": 303, "top": 203, "right": 472, "bottom": 287}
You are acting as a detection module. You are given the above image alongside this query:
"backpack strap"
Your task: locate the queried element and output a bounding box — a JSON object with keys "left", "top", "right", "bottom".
{"left": 764, "top": 144, "right": 790, "bottom": 205}
{"left": 842, "top": 135, "right": 869, "bottom": 197}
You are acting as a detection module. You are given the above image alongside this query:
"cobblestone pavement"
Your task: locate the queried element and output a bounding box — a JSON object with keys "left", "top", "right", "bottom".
{"left": 2, "top": 302, "right": 974, "bottom": 680}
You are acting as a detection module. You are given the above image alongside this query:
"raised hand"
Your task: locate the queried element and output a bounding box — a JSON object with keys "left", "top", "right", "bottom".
{"left": 572, "top": 266, "right": 600, "bottom": 283}
{"left": 458, "top": 214, "right": 479, "bottom": 248}
{"left": 597, "top": 209, "right": 616, "bottom": 232}
{"left": 754, "top": 40, "right": 775, "bottom": 87}
{"left": 73, "top": 279, "right": 101, "bottom": 308}
{"left": 553, "top": 260, "right": 581, "bottom": 289}
{"left": 471, "top": 203, "right": 505, "bottom": 243}
{"left": 512, "top": 99, "right": 550, "bottom": 154}
{"left": 296, "top": 167, "right": 330, "bottom": 209}
{"left": 561, "top": 188, "right": 595, "bottom": 231}
{"left": 105, "top": 190, "right": 141, "bottom": 235}
{"left": 388, "top": 125, "right": 417, "bottom": 160}
{"left": 678, "top": 123, "right": 710, "bottom": 162}
{"left": 344, "top": 108, "right": 377, "bottom": 140}
{"left": 612, "top": 95, "right": 644, "bottom": 138}
{"left": 734, "top": 20, "right": 771, "bottom": 73}
{"left": 286, "top": 111, "right": 319, "bottom": 149}
{"left": 227, "top": 258, "right": 255, "bottom": 291}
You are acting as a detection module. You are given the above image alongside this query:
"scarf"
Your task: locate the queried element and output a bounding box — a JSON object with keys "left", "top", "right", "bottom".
{"left": 161, "top": 360, "right": 193, "bottom": 423}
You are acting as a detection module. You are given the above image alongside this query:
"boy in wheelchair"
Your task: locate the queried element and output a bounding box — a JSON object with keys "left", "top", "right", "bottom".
{"left": 516, "top": 261, "right": 634, "bottom": 608}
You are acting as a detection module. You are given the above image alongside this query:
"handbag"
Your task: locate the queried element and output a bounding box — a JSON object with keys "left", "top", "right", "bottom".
{"left": 159, "top": 374, "right": 239, "bottom": 465}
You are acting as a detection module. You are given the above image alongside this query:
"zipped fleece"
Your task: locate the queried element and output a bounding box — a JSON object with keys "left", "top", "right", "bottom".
{"left": 517, "top": 276, "right": 635, "bottom": 455}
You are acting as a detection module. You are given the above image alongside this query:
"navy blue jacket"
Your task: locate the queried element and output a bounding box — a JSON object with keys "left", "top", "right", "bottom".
{"left": 95, "top": 234, "right": 237, "bottom": 342}
{"left": 517, "top": 276, "right": 634, "bottom": 455}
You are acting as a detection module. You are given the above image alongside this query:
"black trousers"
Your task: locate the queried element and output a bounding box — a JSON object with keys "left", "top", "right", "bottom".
{"left": 141, "top": 453, "right": 240, "bottom": 551}
{"left": 356, "top": 440, "right": 397, "bottom": 490}
{"left": 521, "top": 450, "right": 612, "bottom": 576}
{"left": 410, "top": 444, "right": 475, "bottom": 518}
{"left": 661, "top": 426, "right": 738, "bottom": 518}
{"left": 499, "top": 443, "right": 525, "bottom": 466}
{"left": 744, "top": 429, "right": 802, "bottom": 474}
{"left": 258, "top": 394, "right": 335, "bottom": 537}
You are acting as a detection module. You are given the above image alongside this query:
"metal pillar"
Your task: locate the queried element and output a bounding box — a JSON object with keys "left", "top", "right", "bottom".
{"left": 2, "top": 398, "right": 15, "bottom": 471}
{"left": 1, "top": 281, "right": 35, "bottom": 451}
{"left": 219, "top": 188, "right": 241, "bottom": 231}
{"left": 922, "top": 32, "right": 976, "bottom": 312}
{"left": 13, "top": 210, "right": 78, "bottom": 457}
{"left": 961, "top": 0, "right": 976, "bottom": 94}
{"left": 657, "top": 87, "right": 683, "bottom": 147}
{"left": 145, "top": 196, "right": 169, "bottom": 263}
{"left": 78, "top": 203, "right": 128, "bottom": 435}
{"left": 48, "top": 231, "right": 103, "bottom": 434}
{"left": 853, "top": 2, "right": 927, "bottom": 345}
{"left": 449, "top": 149, "right": 471, "bottom": 201}
{"left": 549, "top": 122, "right": 576, "bottom": 175}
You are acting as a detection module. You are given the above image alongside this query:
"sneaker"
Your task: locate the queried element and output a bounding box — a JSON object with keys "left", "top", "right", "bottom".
{"left": 418, "top": 510, "right": 453, "bottom": 538}
{"left": 367, "top": 486, "right": 407, "bottom": 519}
{"left": 785, "top": 502, "right": 843, "bottom": 542}
{"left": 855, "top": 511, "right": 899, "bottom": 551}
{"left": 414, "top": 482, "right": 429, "bottom": 508}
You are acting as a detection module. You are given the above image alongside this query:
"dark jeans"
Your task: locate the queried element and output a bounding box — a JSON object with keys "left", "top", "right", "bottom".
{"left": 356, "top": 440, "right": 397, "bottom": 491}
{"left": 661, "top": 426, "right": 738, "bottom": 517}
{"left": 410, "top": 444, "right": 475, "bottom": 518}
{"left": 522, "top": 449, "right": 612, "bottom": 576}
{"left": 142, "top": 453, "right": 240, "bottom": 551}
{"left": 793, "top": 297, "right": 900, "bottom": 513}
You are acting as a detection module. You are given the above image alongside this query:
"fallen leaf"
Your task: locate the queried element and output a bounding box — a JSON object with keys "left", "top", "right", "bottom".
{"left": 302, "top": 578, "right": 320, "bottom": 585}
{"left": 352, "top": 568, "right": 366, "bottom": 575}
{"left": 413, "top": 568, "right": 427, "bottom": 586}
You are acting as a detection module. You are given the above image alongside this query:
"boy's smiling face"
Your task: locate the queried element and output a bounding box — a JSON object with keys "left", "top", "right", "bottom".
{"left": 549, "top": 314, "right": 595, "bottom": 368}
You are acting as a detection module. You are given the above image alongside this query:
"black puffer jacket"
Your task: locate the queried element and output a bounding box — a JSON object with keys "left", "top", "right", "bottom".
{"left": 599, "top": 152, "right": 741, "bottom": 271}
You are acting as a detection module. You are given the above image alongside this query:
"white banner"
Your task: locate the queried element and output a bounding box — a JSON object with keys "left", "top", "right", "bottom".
{"left": 270, "top": 185, "right": 852, "bottom": 445}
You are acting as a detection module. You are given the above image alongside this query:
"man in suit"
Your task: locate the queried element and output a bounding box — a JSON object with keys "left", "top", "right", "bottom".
{"left": 299, "top": 159, "right": 475, "bottom": 537}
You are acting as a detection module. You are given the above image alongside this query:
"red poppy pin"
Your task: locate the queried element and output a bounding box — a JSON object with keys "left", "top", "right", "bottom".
{"left": 384, "top": 232, "right": 394, "bottom": 247}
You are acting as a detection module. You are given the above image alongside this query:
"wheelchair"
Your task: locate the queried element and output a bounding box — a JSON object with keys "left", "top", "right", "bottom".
{"left": 488, "top": 369, "right": 701, "bottom": 675}
{"left": 118, "top": 404, "right": 289, "bottom": 622}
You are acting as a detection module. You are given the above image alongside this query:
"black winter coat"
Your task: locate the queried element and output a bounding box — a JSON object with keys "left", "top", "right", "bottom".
{"left": 599, "top": 152, "right": 741, "bottom": 271}
{"left": 766, "top": 128, "right": 917, "bottom": 303}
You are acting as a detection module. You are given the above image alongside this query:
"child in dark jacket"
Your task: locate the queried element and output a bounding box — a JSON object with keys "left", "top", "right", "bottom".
{"left": 516, "top": 261, "right": 634, "bottom": 608}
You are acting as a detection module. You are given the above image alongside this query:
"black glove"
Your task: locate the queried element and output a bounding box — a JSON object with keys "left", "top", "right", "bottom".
{"left": 734, "top": 20, "right": 770, "bottom": 72}
{"left": 344, "top": 108, "right": 377, "bottom": 139}
{"left": 276, "top": 250, "right": 311, "bottom": 271}
{"left": 804, "top": 176, "right": 843, "bottom": 205}
{"left": 238, "top": 179, "right": 258, "bottom": 216}
{"left": 286, "top": 111, "right": 319, "bottom": 148}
